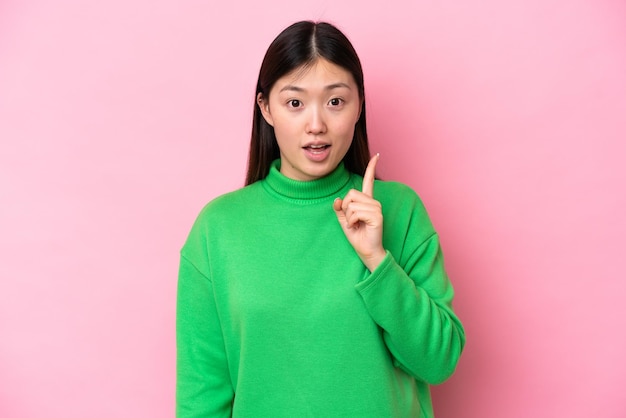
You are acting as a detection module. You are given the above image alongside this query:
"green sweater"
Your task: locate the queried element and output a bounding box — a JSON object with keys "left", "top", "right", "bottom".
{"left": 177, "top": 160, "right": 465, "bottom": 418}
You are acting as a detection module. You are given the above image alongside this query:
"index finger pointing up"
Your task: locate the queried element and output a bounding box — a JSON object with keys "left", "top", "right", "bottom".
{"left": 362, "top": 153, "right": 379, "bottom": 197}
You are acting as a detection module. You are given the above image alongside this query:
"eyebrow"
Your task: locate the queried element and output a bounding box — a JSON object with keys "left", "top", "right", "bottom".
{"left": 279, "top": 82, "right": 352, "bottom": 93}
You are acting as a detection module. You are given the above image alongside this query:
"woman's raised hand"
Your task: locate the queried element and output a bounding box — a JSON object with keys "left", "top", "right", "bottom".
{"left": 333, "top": 154, "right": 386, "bottom": 272}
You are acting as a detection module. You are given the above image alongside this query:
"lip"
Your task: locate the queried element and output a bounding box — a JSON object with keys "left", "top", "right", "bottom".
{"left": 302, "top": 143, "right": 331, "bottom": 162}
{"left": 302, "top": 141, "right": 331, "bottom": 148}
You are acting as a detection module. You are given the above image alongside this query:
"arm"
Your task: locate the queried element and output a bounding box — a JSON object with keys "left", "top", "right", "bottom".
{"left": 334, "top": 155, "right": 464, "bottom": 385}
{"left": 355, "top": 233, "right": 465, "bottom": 385}
{"left": 177, "top": 254, "right": 233, "bottom": 417}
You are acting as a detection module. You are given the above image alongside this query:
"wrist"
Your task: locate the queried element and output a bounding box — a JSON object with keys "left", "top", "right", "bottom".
{"left": 363, "top": 249, "right": 387, "bottom": 272}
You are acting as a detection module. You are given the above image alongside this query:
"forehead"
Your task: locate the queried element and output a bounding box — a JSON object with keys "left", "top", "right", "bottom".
{"left": 273, "top": 58, "right": 356, "bottom": 90}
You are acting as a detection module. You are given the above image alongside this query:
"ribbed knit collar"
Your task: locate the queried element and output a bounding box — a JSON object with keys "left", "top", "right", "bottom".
{"left": 263, "top": 159, "right": 351, "bottom": 203}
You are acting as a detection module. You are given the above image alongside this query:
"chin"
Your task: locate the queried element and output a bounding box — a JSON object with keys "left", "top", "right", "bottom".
{"left": 307, "top": 164, "right": 336, "bottom": 180}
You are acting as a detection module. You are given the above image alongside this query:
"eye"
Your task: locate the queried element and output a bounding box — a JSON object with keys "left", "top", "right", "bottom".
{"left": 328, "top": 98, "right": 344, "bottom": 107}
{"left": 287, "top": 99, "right": 302, "bottom": 108}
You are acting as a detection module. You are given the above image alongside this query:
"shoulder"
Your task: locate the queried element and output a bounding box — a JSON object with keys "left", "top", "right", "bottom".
{"left": 370, "top": 178, "right": 436, "bottom": 237}
{"left": 195, "top": 182, "right": 264, "bottom": 223}
{"left": 182, "top": 182, "right": 263, "bottom": 249}
{"left": 348, "top": 172, "right": 427, "bottom": 213}
{"left": 374, "top": 179, "right": 419, "bottom": 201}
{"left": 376, "top": 179, "right": 428, "bottom": 213}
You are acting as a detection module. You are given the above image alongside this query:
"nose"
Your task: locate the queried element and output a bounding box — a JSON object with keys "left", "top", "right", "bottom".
{"left": 305, "top": 107, "right": 326, "bottom": 135}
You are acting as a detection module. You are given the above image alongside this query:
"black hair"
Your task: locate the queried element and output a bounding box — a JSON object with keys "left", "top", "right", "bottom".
{"left": 245, "top": 21, "right": 371, "bottom": 185}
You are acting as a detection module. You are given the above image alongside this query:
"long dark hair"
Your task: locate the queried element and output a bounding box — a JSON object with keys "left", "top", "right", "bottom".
{"left": 245, "top": 21, "right": 371, "bottom": 185}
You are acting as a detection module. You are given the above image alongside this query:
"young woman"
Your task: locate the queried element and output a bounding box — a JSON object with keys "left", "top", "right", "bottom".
{"left": 177, "top": 21, "right": 465, "bottom": 418}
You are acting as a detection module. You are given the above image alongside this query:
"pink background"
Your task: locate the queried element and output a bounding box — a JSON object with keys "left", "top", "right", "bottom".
{"left": 1, "top": 0, "right": 625, "bottom": 417}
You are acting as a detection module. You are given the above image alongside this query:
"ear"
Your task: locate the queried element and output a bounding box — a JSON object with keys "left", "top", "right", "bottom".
{"left": 257, "top": 92, "right": 274, "bottom": 127}
{"left": 352, "top": 96, "right": 364, "bottom": 126}
{"left": 356, "top": 98, "right": 364, "bottom": 123}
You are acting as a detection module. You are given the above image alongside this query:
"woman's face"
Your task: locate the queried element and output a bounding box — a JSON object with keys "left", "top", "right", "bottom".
{"left": 258, "top": 58, "right": 362, "bottom": 181}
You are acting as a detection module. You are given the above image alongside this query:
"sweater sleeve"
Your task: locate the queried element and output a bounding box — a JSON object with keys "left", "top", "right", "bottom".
{"left": 176, "top": 254, "right": 233, "bottom": 417}
{"left": 354, "top": 193, "right": 465, "bottom": 385}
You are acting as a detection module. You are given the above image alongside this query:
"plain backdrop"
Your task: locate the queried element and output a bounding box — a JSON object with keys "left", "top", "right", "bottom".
{"left": 1, "top": 0, "right": 625, "bottom": 417}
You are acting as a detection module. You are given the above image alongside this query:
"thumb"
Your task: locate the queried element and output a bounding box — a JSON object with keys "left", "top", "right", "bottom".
{"left": 333, "top": 197, "right": 343, "bottom": 214}
{"left": 333, "top": 197, "right": 347, "bottom": 226}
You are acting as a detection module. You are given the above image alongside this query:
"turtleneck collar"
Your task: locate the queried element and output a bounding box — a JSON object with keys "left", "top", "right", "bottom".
{"left": 262, "top": 159, "right": 352, "bottom": 203}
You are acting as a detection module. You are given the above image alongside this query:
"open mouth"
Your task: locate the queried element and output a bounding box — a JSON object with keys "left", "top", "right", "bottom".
{"left": 304, "top": 144, "right": 330, "bottom": 153}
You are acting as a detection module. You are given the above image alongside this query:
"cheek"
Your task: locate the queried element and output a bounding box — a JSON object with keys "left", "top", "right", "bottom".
{"left": 341, "top": 108, "right": 361, "bottom": 131}
{"left": 271, "top": 116, "right": 300, "bottom": 147}
{"left": 335, "top": 116, "right": 358, "bottom": 138}
{"left": 268, "top": 112, "right": 286, "bottom": 132}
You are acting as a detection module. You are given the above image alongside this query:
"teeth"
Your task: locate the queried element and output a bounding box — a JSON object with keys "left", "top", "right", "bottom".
{"left": 309, "top": 144, "right": 326, "bottom": 149}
